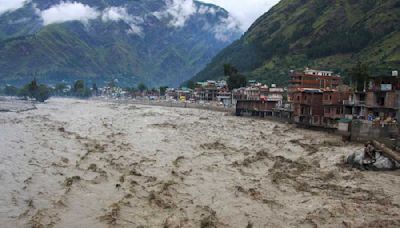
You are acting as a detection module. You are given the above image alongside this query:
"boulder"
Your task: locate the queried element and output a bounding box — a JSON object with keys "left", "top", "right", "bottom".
{"left": 346, "top": 150, "right": 400, "bottom": 171}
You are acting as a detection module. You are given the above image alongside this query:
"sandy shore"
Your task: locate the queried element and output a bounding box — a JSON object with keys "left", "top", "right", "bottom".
{"left": 0, "top": 98, "right": 399, "bottom": 227}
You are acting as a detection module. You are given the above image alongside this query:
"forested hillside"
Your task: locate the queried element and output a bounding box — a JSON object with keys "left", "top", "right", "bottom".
{"left": 193, "top": 0, "right": 400, "bottom": 85}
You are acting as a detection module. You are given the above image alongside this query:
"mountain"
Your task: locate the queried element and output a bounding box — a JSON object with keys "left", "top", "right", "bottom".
{"left": 0, "top": 0, "right": 241, "bottom": 87}
{"left": 193, "top": 0, "right": 400, "bottom": 85}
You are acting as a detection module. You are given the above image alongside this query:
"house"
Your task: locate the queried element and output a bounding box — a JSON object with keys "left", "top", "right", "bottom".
{"left": 266, "top": 86, "right": 285, "bottom": 107}
{"left": 166, "top": 88, "right": 178, "bottom": 101}
{"left": 195, "top": 80, "right": 222, "bottom": 101}
{"left": 322, "top": 87, "right": 352, "bottom": 128}
{"left": 176, "top": 87, "right": 193, "bottom": 102}
{"left": 365, "top": 73, "right": 400, "bottom": 121}
{"left": 291, "top": 89, "right": 324, "bottom": 127}
{"left": 289, "top": 68, "right": 341, "bottom": 94}
{"left": 236, "top": 100, "right": 279, "bottom": 117}
{"left": 343, "top": 91, "right": 367, "bottom": 119}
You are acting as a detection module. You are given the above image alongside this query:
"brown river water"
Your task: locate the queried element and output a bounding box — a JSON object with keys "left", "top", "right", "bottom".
{"left": 0, "top": 98, "right": 399, "bottom": 227}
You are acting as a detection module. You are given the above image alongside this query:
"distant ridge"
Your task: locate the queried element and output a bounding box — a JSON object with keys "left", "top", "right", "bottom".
{"left": 0, "top": 0, "right": 241, "bottom": 87}
{"left": 192, "top": 0, "right": 400, "bottom": 85}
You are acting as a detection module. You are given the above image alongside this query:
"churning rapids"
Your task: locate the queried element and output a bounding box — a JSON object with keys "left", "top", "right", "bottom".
{"left": 0, "top": 98, "right": 399, "bottom": 227}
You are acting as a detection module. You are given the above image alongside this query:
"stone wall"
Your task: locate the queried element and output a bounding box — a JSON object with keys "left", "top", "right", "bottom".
{"left": 350, "top": 120, "right": 399, "bottom": 142}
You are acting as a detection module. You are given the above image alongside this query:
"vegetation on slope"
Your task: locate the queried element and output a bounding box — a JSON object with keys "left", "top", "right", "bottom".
{"left": 193, "top": 0, "right": 400, "bottom": 85}
{"left": 0, "top": 0, "right": 241, "bottom": 87}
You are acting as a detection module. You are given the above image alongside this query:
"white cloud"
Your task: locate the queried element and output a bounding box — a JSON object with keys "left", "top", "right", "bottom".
{"left": 154, "top": 0, "right": 197, "bottom": 28}
{"left": 102, "top": 7, "right": 144, "bottom": 35}
{"left": 212, "top": 15, "right": 240, "bottom": 41}
{"left": 200, "top": 0, "right": 280, "bottom": 31}
{"left": 39, "top": 1, "right": 100, "bottom": 26}
{"left": 0, "top": 0, "right": 30, "bottom": 15}
{"left": 197, "top": 5, "right": 217, "bottom": 15}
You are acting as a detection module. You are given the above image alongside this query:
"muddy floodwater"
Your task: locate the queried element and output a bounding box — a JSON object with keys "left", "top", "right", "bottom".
{"left": 1, "top": 98, "right": 399, "bottom": 227}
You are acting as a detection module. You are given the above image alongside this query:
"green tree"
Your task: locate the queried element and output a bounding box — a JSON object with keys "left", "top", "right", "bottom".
{"left": 224, "top": 64, "right": 247, "bottom": 90}
{"left": 18, "top": 86, "right": 30, "bottom": 98}
{"left": 186, "top": 80, "right": 196, "bottom": 90}
{"left": 27, "top": 78, "right": 39, "bottom": 98}
{"left": 227, "top": 74, "right": 247, "bottom": 90}
{"left": 73, "top": 80, "right": 91, "bottom": 97}
{"left": 224, "top": 64, "right": 238, "bottom": 77}
{"left": 73, "top": 80, "right": 85, "bottom": 93}
{"left": 137, "top": 83, "right": 147, "bottom": 92}
{"left": 349, "top": 62, "right": 369, "bottom": 92}
{"left": 35, "top": 84, "right": 51, "bottom": 102}
{"left": 159, "top": 86, "right": 168, "bottom": 96}
{"left": 55, "top": 83, "right": 68, "bottom": 95}
{"left": 18, "top": 79, "right": 51, "bottom": 102}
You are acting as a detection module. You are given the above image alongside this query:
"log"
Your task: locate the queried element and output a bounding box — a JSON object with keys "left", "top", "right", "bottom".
{"left": 372, "top": 140, "right": 400, "bottom": 162}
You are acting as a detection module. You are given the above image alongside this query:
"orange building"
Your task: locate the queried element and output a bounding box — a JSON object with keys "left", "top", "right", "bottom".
{"left": 289, "top": 68, "right": 341, "bottom": 94}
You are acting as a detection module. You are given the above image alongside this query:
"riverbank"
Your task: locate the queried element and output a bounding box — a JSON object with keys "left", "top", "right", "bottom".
{"left": 95, "top": 97, "right": 235, "bottom": 113}
{"left": 0, "top": 97, "right": 37, "bottom": 112}
{"left": 1, "top": 98, "right": 399, "bottom": 227}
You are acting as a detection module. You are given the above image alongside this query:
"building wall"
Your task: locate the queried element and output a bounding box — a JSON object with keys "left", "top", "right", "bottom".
{"left": 351, "top": 120, "right": 399, "bottom": 141}
{"left": 397, "top": 91, "right": 400, "bottom": 120}
{"left": 366, "top": 91, "right": 398, "bottom": 109}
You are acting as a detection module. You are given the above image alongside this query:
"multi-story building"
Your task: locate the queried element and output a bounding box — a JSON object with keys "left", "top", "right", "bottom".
{"left": 195, "top": 80, "right": 219, "bottom": 101}
{"left": 289, "top": 68, "right": 341, "bottom": 94}
{"left": 265, "top": 86, "right": 285, "bottom": 107}
{"left": 343, "top": 91, "right": 367, "bottom": 119}
{"left": 289, "top": 68, "right": 350, "bottom": 128}
{"left": 291, "top": 89, "right": 324, "bottom": 127}
{"left": 322, "top": 87, "right": 352, "bottom": 128}
{"left": 365, "top": 73, "right": 400, "bottom": 120}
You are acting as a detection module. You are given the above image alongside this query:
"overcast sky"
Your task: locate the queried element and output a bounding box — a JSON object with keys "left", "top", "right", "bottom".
{"left": 201, "top": 0, "right": 280, "bottom": 31}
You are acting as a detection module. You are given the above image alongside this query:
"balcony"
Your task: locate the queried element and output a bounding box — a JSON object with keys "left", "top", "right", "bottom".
{"left": 343, "top": 100, "right": 366, "bottom": 106}
{"left": 368, "top": 84, "right": 397, "bottom": 92}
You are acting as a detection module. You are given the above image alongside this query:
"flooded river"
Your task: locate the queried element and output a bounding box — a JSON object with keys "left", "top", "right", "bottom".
{"left": 0, "top": 98, "right": 399, "bottom": 227}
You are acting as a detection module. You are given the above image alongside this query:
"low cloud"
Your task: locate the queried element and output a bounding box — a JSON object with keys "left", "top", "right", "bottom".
{"left": 201, "top": 0, "right": 280, "bottom": 31}
{"left": 154, "top": 0, "right": 197, "bottom": 28}
{"left": 197, "top": 5, "right": 217, "bottom": 15}
{"left": 0, "top": 0, "right": 30, "bottom": 15}
{"left": 39, "top": 1, "right": 100, "bottom": 26}
{"left": 154, "top": 0, "right": 240, "bottom": 40}
{"left": 102, "top": 7, "right": 144, "bottom": 35}
{"left": 211, "top": 16, "right": 241, "bottom": 42}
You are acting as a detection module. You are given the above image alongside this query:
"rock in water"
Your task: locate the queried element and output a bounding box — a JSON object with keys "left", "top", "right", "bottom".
{"left": 346, "top": 150, "right": 400, "bottom": 171}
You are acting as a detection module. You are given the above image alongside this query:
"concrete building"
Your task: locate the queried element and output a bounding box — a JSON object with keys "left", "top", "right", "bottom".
{"left": 323, "top": 88, "right": 352, "bottom": 128}
{"left": 365, "top": 74, "right": 400, "bottom": 120}
{"left": 289, "top": 68, "right": 341, "bottom": 94}
{"left": 291, "top": 89, "right": 324, "bottom": 127}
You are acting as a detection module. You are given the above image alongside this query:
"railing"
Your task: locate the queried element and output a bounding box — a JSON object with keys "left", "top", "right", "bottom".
{"left": 343, "top": 100, "right": 366, "bottom": 106}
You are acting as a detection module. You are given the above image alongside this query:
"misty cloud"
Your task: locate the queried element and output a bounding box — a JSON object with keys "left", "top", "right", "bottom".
{"left": 39, "top": 1, "right": 100, "bottom": 26}
{"left": 154, "top": 0, "right": 197, "bottom": 28}
{"left": 0, "top": 0, "right": 30, "bottom": 15}
{"left": 102, "top": 7, "right": 144, "bottom": 36}
{"left": 212, "top": 15, "right": 240, "bottom": 42}
{"left": 197, "top": 5, "right": 217, "bottom": 15}
{"left": 201, "top": 0, "right": 280, "bottom": 31}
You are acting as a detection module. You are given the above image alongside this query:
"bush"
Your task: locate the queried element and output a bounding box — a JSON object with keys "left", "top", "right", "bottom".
{"left": 73, "top": 80, "right": 91, "bottom": 98}
{"left": 18, "top": 79, "right": 52, "bottom": 102}
{"left": 36, "top": 85, "right": 51, "bottom": 102}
